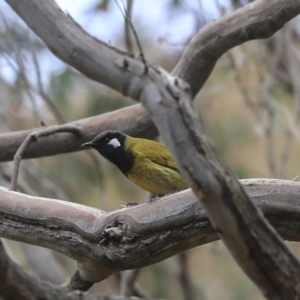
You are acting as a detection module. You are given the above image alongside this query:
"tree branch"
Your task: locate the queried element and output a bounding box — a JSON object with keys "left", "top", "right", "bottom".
{"left": 10, "top": 125, "right": 82, "bottom": 191}
{"left": 5, "top": 0, "right": 300, "bottom": 298}
{"left": 5, "top": 0, "right": 299, "bottom": 102}
{"left": 4, "top": 0, "right": 297, "bottom": 164}
{"left": 173, "top": 0, "right": 300, "bottom": 95}
{"left": 0, "top": 179, "right": 300, "bottom": 284}
{"left": 0, "top": 104, "right": 157, "bottom": 162}
{"left": 136, "top": 2, "right": 300, "bottom": 294}
{"left": 123, "top": 0, "right": 134, "bottom": 53}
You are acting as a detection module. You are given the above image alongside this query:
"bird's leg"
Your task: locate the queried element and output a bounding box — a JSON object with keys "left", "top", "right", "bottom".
{"left": 126, "top": 202, "right": 139, "bottom": 207}
{"left": 149, "top": 190, "right": 178, "bottom": 204}
{"left": 149, "top": 195, "right": 160, "bottom": 203}
{"left": 120, "top": 201, "right": 139, "bottom": 208}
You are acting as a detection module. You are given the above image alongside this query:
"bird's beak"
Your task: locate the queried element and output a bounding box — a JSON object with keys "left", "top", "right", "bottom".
{"left": 81, "top": 141, "right": 95, "bottom": 147}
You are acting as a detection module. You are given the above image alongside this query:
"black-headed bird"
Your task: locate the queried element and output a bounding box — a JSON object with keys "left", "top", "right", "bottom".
{"left": 82, "top": 130, "right": 187, "bottom": 196}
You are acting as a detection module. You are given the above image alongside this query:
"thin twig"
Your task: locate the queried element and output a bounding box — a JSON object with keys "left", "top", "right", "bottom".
{"left": 1, "top": 18, "right": 66, "bottom": 125}
{"left": 124, "top": 0, "right": 133, "bottom": 53}
{"left": 115, "top": 0, "right": 148, "bottom": 73}
{"left": 278, "top": 27, "right": 300, "bottom": 177}
{"left": 31, "top": 42, "right": 66, "bottom": 124}
{"left": 10, "top": 125, "right": 82, "bottom": 191}
{"left": 30, "top": 28, "right": 107, "bottom": 187}
{"left": 227, "top": 49, "right": 280, "bottom": 177}
{"left": 1, "top": 170, "right": 36, "bottom": 195}
{"left": 15, "top": 50, "right": 40, "bottom": 125}
{"left": 31, "top": 39, "right": 105, "bottom": 185}
{"left": 1, "top": 23, "right": 65, "bottom": 125}
{"left": 260, "top": 74, "right": 277, "bottom": 177}
{"left": 227, "top": 50, "right": 260, "bottom": 122}
{"left": 251, "top": 45, "right": 279, "bottom": 177}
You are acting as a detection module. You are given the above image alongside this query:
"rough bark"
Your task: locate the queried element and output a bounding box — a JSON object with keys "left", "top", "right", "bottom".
{"left": 4, "top": 0, "right": 300, "bottom": 298}
{"left": 0, "top": 179, "right": 300, "bottom": 284}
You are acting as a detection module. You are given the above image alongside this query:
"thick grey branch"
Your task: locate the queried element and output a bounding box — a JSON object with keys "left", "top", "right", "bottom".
{"left": 5, "top": 0, "right": 300, "bottom": 298}
{"left": 4, "top": 0, "right": 146, "bottom": 99}
{"left": 138, "top": 1, "right": 300, "bottom": 295}
{"left": 5, "top": 0, "right": 299, "bottom": 102}
{"left": 0, "top": 179, "right": 300, "bottom": 284}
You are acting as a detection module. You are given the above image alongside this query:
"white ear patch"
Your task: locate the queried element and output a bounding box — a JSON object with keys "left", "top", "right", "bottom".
{"left": 108, "top": 138, "right": 121, "bottom": 148}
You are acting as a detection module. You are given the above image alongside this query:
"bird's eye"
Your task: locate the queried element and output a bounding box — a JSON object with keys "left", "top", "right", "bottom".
{"left": 104, "top": 138, "right": 110, "bottom": 143}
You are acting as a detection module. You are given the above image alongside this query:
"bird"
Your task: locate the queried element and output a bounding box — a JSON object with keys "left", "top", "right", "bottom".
{"left": 81, "top": 130, "right": 187, "bottom": 196}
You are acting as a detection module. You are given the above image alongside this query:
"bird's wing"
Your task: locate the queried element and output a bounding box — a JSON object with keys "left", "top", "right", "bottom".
{"left": 131, "top": 139, "right": 179, "bottom": 172}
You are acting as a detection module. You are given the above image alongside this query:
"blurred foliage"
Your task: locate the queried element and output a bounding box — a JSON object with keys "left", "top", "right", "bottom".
{"left": 93, "top": 0, "right": 111, "bottom": 11}
{"left": 91, "top": 0, "right": 187, "bottom": 15}
{"left": 0, "top": 26, "right": 44, "bottom": 54}
{"left": 49, "top": 68, "right": 77, "bottom": 111}
{"left": 0, "top": 1, "right": 300, "bottom": 300}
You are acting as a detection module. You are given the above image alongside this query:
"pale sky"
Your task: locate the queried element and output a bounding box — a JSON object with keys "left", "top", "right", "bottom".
{"left": 0, "top": 0, "right": 220, "bottom": 84}
{"left": 54, "top": 0, "right": 218, "bottom": 46}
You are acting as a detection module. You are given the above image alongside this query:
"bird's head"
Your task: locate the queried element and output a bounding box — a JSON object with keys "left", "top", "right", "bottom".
{"left": 82, "top": 130, "right": 134, "bottom": 174}
{"left": 81, "top": 130, "right": 128, "bottom": 162}
{"left": 81, "top": 130, "right": 127, "bottom": 155}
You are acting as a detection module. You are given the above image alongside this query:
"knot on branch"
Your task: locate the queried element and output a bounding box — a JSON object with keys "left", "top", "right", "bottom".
{"left": 158, "top": 67, "right": 192, "bottom": 101}
{"left": 100, "top": 221, "right": 129, "bottom": 244}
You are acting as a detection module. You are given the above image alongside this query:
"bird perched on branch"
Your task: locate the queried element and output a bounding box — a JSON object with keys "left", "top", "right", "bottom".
{"left": 81, "top": 130, "right": 187, "bottom": 196}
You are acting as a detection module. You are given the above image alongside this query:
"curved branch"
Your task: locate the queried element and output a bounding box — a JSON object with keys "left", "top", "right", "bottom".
{"left": 4, "top": 0, "right": 144, "bottom": 98}
{"left": 0, "top": 104, "right": 157, "bottom": 162}
{"left": 5, "top": 0, "right": 300, "bottom": 298}
{"left": 138, "top": 2, "right": 300, "bottom": 295}
{"left": 11, "top": 124, "right": 82, "bottom": 191}
{"left": 5, "top": 0, "right": 299, "bottom": 101}
{"left": 0, "top": 179, "right": 300, "bottom": 283}
{"left": 4, "top": 0, "right": 297, "bottom": 164}
{"left": 173, "top": 0, "right": 300, "bottom": 95}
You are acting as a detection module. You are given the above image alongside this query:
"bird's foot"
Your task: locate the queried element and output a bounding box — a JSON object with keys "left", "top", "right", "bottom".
{"left": 120, "top": 201, "right": 139, "bottom": 208}
{"left": 127, "top": 202, "right": 139, "bottom": 207}
{"left": 149, "top": 190, "right": 178, "bottom": 204}
{"left": 149, "top": 195, "right": 160, "bottom": 204}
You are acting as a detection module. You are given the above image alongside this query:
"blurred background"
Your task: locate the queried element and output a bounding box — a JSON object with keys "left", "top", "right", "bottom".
{"left": 0, "top": 0, "right": 300, "bottom": 299}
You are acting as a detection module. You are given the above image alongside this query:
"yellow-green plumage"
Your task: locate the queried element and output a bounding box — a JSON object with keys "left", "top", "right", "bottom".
{"left": 82, "top": 130, "right": 188, "bottom": 196}
{"left": 125, "top": 137, "right": 187, "bottom": 195}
